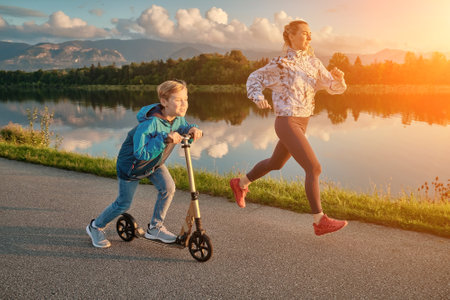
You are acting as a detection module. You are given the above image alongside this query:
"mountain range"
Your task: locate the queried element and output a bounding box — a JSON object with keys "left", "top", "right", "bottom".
{"left": 0, "top": 39, "right": 446, "bottom": 72}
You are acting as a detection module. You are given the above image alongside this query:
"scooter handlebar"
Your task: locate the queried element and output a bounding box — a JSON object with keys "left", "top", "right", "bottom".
{"left": 164, "top": 132, "right": 203, "bottom": 144}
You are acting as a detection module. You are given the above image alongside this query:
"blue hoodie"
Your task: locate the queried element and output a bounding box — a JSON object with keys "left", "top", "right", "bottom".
{"left": 116, "top": 103, "right": 197, "bottom": 181}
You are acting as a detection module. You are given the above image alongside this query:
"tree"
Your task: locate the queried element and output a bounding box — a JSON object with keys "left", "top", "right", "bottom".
{"left": 327, "top": 52, "right": 351, "bottom": 73}
{"left": 227, "top": 50, "right": 248, "bottom": 64}
{"left": 350, "top": 56, "right": 365, "bottom": 84}
{"left": 404, "top": 52, "right": 417, "bottom": 66}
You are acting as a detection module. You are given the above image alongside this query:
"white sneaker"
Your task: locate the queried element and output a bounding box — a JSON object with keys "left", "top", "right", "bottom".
{"left": 86, "top": 219, "right": 111, "bottom": 248}
{"left": 145, "top": 226, "right": 177, "bottom": 244}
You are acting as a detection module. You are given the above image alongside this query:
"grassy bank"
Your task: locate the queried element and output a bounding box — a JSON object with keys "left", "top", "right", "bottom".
{"left": 2, "top": 83, "right": 450, "bottom": 95}
{"left": 1, "top": 141, "right": 448, "bottom": 238}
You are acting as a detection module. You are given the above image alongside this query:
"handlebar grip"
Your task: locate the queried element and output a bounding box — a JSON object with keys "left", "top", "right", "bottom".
{"left": 166, "top": 132, "right": 203, "bottom": 143}
{"left": 184, "top": 132, "right": 203, "bottom": 138}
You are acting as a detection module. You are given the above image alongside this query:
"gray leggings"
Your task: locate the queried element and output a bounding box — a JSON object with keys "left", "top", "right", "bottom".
{"left": 246, "top": 116, "right": 322, "bottom": 214}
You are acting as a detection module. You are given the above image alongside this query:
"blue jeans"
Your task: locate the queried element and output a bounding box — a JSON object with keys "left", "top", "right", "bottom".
{"left": 95, "top": 164, "right": 176, "bottom": 229}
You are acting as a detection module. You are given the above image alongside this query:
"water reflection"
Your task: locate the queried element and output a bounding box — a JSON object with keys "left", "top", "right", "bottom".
{"left": 1, "top": 88, "right": 449, "bottom": 195}
{"left": 315, "top": 93, "right": 449, "bottom": 126}
{"left": 2, "top": 88, "right": 448, "bottom": 126}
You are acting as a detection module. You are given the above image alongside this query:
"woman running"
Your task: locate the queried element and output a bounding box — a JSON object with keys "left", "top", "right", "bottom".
{"left": 230, "top": 20, "right": 348, "bottom": 236}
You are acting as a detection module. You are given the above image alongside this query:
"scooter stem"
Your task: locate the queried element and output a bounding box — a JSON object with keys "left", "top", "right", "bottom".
{"left": 182, "top": 140, "right": 196, "bottom": 193}
{"left": 182, "top": 137, "right": 201, "bottom": 219}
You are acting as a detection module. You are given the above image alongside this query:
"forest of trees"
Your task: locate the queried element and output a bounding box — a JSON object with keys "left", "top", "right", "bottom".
{"left": 0, "top": 50, "right": 449, "bottom": 86}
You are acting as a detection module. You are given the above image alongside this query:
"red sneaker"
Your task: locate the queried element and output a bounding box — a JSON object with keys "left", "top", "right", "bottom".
{"left": 229, "top": 178, "right": 248, "bottom": 208}
{"left": 313, "top": 214, "right": 348, "bottom": 236}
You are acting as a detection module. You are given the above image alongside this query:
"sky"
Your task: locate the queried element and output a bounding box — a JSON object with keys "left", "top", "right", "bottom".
{"left": 1, "top": 0, "right": 450, "bottom": 55}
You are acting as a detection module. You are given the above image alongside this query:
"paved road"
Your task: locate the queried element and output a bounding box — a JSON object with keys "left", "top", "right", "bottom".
{"left": 1, "top": 158, "right": 449, "bottom": 299}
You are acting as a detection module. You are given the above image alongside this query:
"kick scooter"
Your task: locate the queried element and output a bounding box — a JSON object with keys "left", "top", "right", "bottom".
{"left": 115, "top": 134, "right": 213, "bottom": 262}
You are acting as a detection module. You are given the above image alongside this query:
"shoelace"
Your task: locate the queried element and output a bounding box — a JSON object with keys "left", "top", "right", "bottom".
{"left": 158, "top": 226, "right": 171, "bottom": 234}
{"left": 93, "top": 225, "right": 106, "bottom": 236}
{"left": 321, "top": 220, "right": 342, "bottom": 229}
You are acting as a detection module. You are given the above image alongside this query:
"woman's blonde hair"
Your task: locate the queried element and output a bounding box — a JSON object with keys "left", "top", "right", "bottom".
{"left": 157, "top": 79, "right": 187, "bottom": 101}
{"left": 282, "top": 20, "right": 314, "bottom": 56}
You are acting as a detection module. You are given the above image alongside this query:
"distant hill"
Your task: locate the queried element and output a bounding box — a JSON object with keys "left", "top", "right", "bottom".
{"left": 0, "top": 39, "right": 448, "bottom": 72}
{"left": 340, "top": 48, "right": 450, "bottom": 65}
{"left": 0, "top": 42, "right": 127, "bottom": 71}
{"left": 345, "top": 49, "right": 410, "bottom": 65}
{"left": 169, "top": 46, "right": 203, "bottom": 60}
{"left": 0, "top": 39, "right": 280, "bottom": 71}
{"left": 0, "top": 41, "right": 31, "bottom": 61}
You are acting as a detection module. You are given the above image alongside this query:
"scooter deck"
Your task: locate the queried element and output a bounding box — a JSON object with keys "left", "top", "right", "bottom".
{"left": 135, "top": 227, "right": 185, "bottom": 249}
{"left": 144, "top": 238, "right": 185, "bottom": 249}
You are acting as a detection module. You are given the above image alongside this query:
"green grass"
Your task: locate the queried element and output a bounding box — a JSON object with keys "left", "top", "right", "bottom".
{"left": 1, "top": 141, "right": 449, "bottom": 238}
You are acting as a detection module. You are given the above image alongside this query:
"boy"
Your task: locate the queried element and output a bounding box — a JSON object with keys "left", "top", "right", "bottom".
{"left": 87, "top": 80, "right": 202, "bottom": 248}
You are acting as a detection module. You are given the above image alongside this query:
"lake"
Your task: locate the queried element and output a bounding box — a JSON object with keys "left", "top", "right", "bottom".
{"left": 1, "top": 88, "right": 449, "bottom": 196}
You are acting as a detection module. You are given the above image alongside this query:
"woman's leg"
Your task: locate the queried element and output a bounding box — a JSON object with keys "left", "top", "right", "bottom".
{"left": 245, "top": 140, "right": 291, "bottom": 185}
{"left": 230, "top": 137, "right": 291, "bottom": 207}
{"left": 95, "top": 178, "right": 139, "bottom": 228}
{"left": 274, "top": 117, "right": 322, "bottom": 214}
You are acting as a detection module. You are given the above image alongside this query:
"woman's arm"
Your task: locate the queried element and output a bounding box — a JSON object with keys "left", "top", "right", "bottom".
{"left": 314, "top": 58, "right": 347, "bottom": 95}
{"left": 247, "top": 59, "right": 282, "bottom": 103}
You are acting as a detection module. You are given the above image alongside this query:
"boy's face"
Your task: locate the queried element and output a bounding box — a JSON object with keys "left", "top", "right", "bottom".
{"left": 161, "top": 88, "right": 188, "bottom": 118}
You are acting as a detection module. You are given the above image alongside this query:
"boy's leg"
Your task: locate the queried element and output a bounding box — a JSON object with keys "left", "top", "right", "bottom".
{"left": 87, "top": 178, "right": 139, "bottom": 248}
{"left": 148, "top": 164, "right": 176, "bottom": 228}
{"left": 145, "top": 164, "right": 177, "bottom": 243}
{"left": 94, "top": 178, "right": 139, "bottom": 228}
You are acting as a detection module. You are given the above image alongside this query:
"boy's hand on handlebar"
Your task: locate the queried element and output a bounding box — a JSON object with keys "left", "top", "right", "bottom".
{"left": 167, "top": 131, "right": 183, "bottom": 144}
{"left": 188, "top": 127, "right": 203, "bottom": 141}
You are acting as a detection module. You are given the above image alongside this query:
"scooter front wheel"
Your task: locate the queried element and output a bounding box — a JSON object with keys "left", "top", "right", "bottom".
{"left": 188, "top": 232, "right": 213, "bottom": 262}
{"left": 116, "top": 213, "right": 138, "bottom": 241}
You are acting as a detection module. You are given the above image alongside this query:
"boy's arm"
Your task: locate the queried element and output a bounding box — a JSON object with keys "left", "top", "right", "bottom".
{"left": 176, "top": 118, "right": 198, "bottom": 135}
{"left": 133, "top": 120, "right": 167, "bottom": 161}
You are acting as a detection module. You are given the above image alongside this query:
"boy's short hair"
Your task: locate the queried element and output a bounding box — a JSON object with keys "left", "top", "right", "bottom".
{"left": 157, "top": 80, "right": 187, "bottom": 100}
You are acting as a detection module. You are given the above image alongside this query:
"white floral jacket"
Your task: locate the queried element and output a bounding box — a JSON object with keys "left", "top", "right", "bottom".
{"left": 247, "top": 48, "right": 347, "bottom": 117}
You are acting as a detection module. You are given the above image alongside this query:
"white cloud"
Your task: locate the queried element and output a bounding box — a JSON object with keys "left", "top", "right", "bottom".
{"left": 0, "top": 11, "right": 110, "bottom": 42}
{"left": 111, "top": 17, "right": 145, "bottom": 36}
{"left": 132, "top": 5, "right": 293, "bottom": 50}
{"left": 208, "top": 142, "right": 228, "bottom": 158}
{"left": 137, "top": 5, "right": 175, "bottom": 38}
{"left": 0, "top": 5, "right": 47, "bottom": 18}
{"left": 0, "top": 4, "right": 400, "bottom": 54}
{"left": 274, "top": 11, "right": 294, "bottom": 29}
{"left": 125, "top": 5, "right": 391, "bottom": 54}
{"left": 0, "top": 16, "right": 6, "bottom": 28}
{"left": 48, "top": 11, "right": 87, "bottom": 28}
{"left": 206, "top": 7, "right": 228, "bottom": 24}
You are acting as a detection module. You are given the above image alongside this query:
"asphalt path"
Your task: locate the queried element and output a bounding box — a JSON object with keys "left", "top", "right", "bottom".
{"left": 1, "top": 157, "right": 449, "bottom": 299}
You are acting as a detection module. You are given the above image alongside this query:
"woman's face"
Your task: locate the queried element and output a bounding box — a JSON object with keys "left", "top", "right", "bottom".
{"left": 161, "top": 88, "right": 188, "bottom": 119}
{"left": 288, "top": 23, "right": 312, "bottom": 51}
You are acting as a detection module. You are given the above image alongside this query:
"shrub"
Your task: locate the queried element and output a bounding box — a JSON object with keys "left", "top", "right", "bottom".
{"left": 0, "top": 106, "right": 62, "bottom": 148}
{"left": 0, "top": 122, "right": 45, "bottom": 146}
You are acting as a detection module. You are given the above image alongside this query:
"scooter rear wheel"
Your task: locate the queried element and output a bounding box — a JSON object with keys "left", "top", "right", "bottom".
{"left": 188, "top": 232, "right": 213, "bottom": 262}
{"left": 116, "top": 213, "right": 137, "bottom": 241}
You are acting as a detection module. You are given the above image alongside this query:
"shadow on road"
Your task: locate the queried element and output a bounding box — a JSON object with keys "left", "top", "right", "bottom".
{"left": 0, "top": 225, "right": 194, "bottom": 264}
